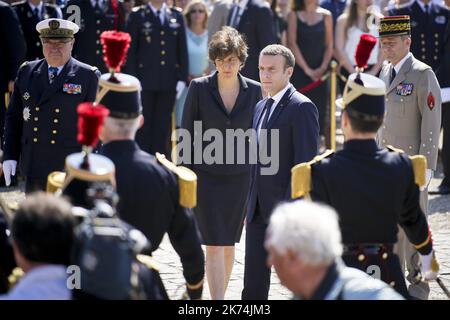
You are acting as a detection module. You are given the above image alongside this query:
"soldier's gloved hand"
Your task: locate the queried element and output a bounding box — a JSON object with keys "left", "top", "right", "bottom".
{"left": 176, "top": 81, "right": 186, "bottom": 100}
{"left": 420, "top": 250, "right": 440, "bottom": 281}
{"left": 2, "top": 160, "right": 17, "bottom": 187}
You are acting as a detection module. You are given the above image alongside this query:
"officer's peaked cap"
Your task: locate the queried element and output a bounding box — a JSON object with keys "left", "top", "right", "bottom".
{"left": 36, "top": 18, "right": 79, "bottom": 39}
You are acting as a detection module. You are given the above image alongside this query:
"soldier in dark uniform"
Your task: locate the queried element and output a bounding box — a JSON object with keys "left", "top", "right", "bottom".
{"left": 389, "top": 0, "right": 450, "bottom": 72}
{"left": 97, "top": 72, "right": 204, "bottom": 299}
{"left": 2, "top": 18, "right": 100, "bottom": 193}
{"left": 0, "top": 0, "right": 26, "bottom": 149}
{"left": 291, "top": 72, "right": 440, "bottom": 298}
{"left": 12, "top": 0, "right": 62, "bottom": 61}
{"left": 125, "top": 0, "right": 188, "bottom": 157}
{"left": 64, "top": 0, "right": 126, "bottom": 73}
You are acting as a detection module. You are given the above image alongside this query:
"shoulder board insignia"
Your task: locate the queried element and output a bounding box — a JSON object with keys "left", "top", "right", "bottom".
{"left": 156, "top": 153, "right": 197, "bottom": 208}
{"left": 409, "top": 155, "right": 427, "bottom": 187}
{"left": 46, "top": 171, "right": 66, "bottom": 194}
{"left": 291, "top": 149, "right": 334, "bottom": 199}
{"left": 171, "top": 6, "right": 182, "bottom": 13}
{"left": 386, "top": 145, "right": 404, "bottom": 153}
{"left": 91, "top": 66, "right": 98, "bottom": 72}
{"left": 132, "top": 6, "right": 141, "bottom": 12}
{"left": 136, "top": 254, "right": 160, "bottom": 271}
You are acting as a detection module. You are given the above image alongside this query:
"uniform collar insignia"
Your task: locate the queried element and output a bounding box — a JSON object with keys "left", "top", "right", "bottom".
{"left": 23, "top": 92, "right": 30, "bottom": 100}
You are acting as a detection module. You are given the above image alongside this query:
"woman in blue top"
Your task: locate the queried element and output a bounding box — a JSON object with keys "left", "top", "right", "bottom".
{"left": 175, "top": 0, "right": 210, "bottom": 127}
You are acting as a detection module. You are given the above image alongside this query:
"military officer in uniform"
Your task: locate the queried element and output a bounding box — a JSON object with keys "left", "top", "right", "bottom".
{"left": 378, "top": 15, "right": 441, "bottom": 299}
{"left": 12, "top": 0, "right": 62, "bottom": 61}
{"left": 125, "top": 0, "right": 188, "bottom": 157}
{"left": 2, "top": 18, "right": 100, "bottom": 193}
{"left": 389, "top": 0, "right": 450, "bottom": 72}
{"left": 97, "top": 71, "right": 205, "bottom": 299}
{"left": 64, "top": 0, "right": 126, "bottom": 73}
{"left": 291, "top": 71, "right": 440, "bottom": 298}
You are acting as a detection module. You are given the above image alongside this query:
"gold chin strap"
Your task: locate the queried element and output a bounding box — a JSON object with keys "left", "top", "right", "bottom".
{"left": 156, "top": 153, "right": 197, "bottom": 209}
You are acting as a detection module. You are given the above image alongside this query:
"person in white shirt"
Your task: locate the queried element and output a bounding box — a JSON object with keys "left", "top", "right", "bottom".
{"left": 0, "top": 193, "right": 75, "bottom": 300}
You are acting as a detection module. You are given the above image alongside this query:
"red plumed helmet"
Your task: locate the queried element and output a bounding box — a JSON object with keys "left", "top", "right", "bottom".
{"left": 77, "top": 102, "right": 110, "bottom": 148}
{"left": 355, "top": 34, "right": 377, "bottom": 70}
{"left": 100, "top": 31, "right": 131, "bottom": 74}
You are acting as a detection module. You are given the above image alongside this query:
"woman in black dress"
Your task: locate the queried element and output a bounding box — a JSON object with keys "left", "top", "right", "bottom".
{"left": 287, "top": 0, "right": 333, "bottom": 147}
{"left": 181, "top": 27, "right": 261, "bottom": 300}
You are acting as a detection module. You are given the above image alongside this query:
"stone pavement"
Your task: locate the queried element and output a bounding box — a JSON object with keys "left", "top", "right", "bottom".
{"left": 153, "top": 164, "right": 450, "bottom": 301}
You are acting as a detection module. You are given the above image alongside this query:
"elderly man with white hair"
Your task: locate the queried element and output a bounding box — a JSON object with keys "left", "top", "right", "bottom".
{"left": 265, "top": 200, "right": 404, "bottom": 300}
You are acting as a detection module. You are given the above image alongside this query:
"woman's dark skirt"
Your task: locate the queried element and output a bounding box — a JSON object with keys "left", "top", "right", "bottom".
{"left": 194, "top": 169, "right": 250, "bottom": 246}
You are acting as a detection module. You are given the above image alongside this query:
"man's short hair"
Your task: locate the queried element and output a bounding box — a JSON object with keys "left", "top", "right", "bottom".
{"left": 11, "top": 193, "right": 75, "bottom": 265}
{"left": 266, "top": 200, "right": 342, "bottom": 266}
{"left": 344, "top": 108, "right": 384, "bottom": 134}
{"left": 260, "top": 44, "right": 295, "bottom": 70}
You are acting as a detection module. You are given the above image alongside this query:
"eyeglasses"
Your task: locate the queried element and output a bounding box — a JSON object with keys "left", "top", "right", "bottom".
{"left": 42, "top": 39, "right": 72, "bottom": 48}
{"left": 215, "top": 57, "right": 240, "bottom": 67}
{"left": 190, "top": 9, "right": 205, "bottom": 14}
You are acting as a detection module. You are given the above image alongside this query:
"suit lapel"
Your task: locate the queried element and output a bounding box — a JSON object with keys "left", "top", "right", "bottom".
{"left": 208, "top": 72, "right": 236, "bottom": 116}
{"left": 266, "top": 84, "right": 295, "bottom": 129}
{"left": 38, "top": 58, "right": 77, "bottom": 105}
{"left": 30, "top": 61, "right": 48, "bottom": 105}
{"left": 253, "top": 99, "right": 265, "bottom": 129}
{"left": 387, "top": 55, "right": 413, "bottom": 94}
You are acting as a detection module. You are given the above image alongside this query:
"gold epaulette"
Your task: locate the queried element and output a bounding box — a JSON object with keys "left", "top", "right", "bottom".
{"left": 46, "top": 171, "right": 67, "bottom": 194}
{"left": 136, "top": 254, "right": 160, "bottom": 271}
{"left": 409, "top": 155, "right": 427, "bottom": 187}
{"left": 291, "top": 149, "right": 334, "bottom": 199}
{"left": 156, "top": 153, "right": 197, "bottom": 208}
{"left": 386, "top": 145, "right": 404, "bottom": 153}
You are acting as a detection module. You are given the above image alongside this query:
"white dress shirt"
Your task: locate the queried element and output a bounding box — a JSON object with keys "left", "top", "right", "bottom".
{"left": 148, "top": 2, "right": 167, "bottom": 25}
{"left": 257, "top": 83, "right": 291, "bottom": 137}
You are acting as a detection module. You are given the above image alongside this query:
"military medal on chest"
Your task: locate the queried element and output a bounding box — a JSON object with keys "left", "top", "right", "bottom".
{"left": 23, "top": 106, "right": 31, "bottom": 121}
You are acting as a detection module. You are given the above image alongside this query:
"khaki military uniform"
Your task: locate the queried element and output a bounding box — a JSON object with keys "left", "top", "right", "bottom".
{"left": 379, "top": 53, "right": 442, "bottom": 300}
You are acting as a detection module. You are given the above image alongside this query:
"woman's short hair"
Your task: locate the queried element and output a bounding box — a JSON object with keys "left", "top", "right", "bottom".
{"left": 266, "top": 200, "right": 343, "bottom": 266}
{"left": 208, "top": 26, "right": 248, "bottom": 65}
{"left": 184, "top": 0, "right": 209, "bottom": 29}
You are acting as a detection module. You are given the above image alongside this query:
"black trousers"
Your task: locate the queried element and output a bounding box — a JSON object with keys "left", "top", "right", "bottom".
{"left": 136, "top": 90, "right": 176, "bottom": 158}
{"left": 441, "top": 102, "right": 450, "bottom": 186}
{"left": 242, "top": 204, "right": 271, "bottom": 300}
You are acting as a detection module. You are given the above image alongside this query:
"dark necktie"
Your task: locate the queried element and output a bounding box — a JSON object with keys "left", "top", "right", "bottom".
{"left": 49, "top": 67, "right": 58, "bottom": 83}
{"left": 34, "top": 7, "right": 40, "bottom": 20}
{"left": 390, "top": 67, "right": 396, "bottom": 85}
{"left": 94, "top": 0, "right": 100, "bottom": 10}
{"left": 156, "top": 9, "right": 162, "bottom": 26}
{"left": 424, "top": 4, "right": 429, "bottom": 14}
{"left": 261, "top": 98, "right": 275, "bottom": 129}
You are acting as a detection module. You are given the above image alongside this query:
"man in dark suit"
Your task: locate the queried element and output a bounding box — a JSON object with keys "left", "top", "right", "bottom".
{"left": 98, "top": 72, "right": 205, "bottom": 299}
{"left": 125, "top": 0, "right": 188, "bottom": 157}
{"left": 0, "top": 0, "right": 26, "bottom": 148}
{"left": 242, "top": 44, "right": 319, "bottom": 300}
{"left": 227, "top": 0, "right": 277, "bottom": 81}
{"left": 2, "top": 18, "right": 100, "bottom": 193}
{"left": 12, "top": 0, "right": 62, "bottom": 61}
{"left": 64, "top": 0, "right": 126, "bottom": 73}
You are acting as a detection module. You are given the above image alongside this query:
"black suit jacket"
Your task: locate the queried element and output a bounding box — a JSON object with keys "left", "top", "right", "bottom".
{"left": 0, "top": 1, "right": 25, "bottom": 92}
{"left": 100, "top": 140, "right": 205, "bottom": 285}
{"left": 227, "top": 0, "right": 276, "bottom": 81}
{"left": 64, "top": 0, "right": 125, "bottom": 73}
{"left": 3, "top": 58, "right": 100, "bottom": 178}
{"left": 180, "top": 71, "right": 262, "bottom": 175}
{"left": 246, "top": 84, "right": 319, "bottom": 223}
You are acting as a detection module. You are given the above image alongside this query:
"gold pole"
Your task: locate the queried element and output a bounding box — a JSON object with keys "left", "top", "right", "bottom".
{"left": 330, "top": 61, "right": 337, "bottom": 151}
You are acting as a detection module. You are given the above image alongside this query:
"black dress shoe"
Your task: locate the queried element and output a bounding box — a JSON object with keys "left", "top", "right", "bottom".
{"left": 429, "top": 184, "right": 450, "bottom": 195}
